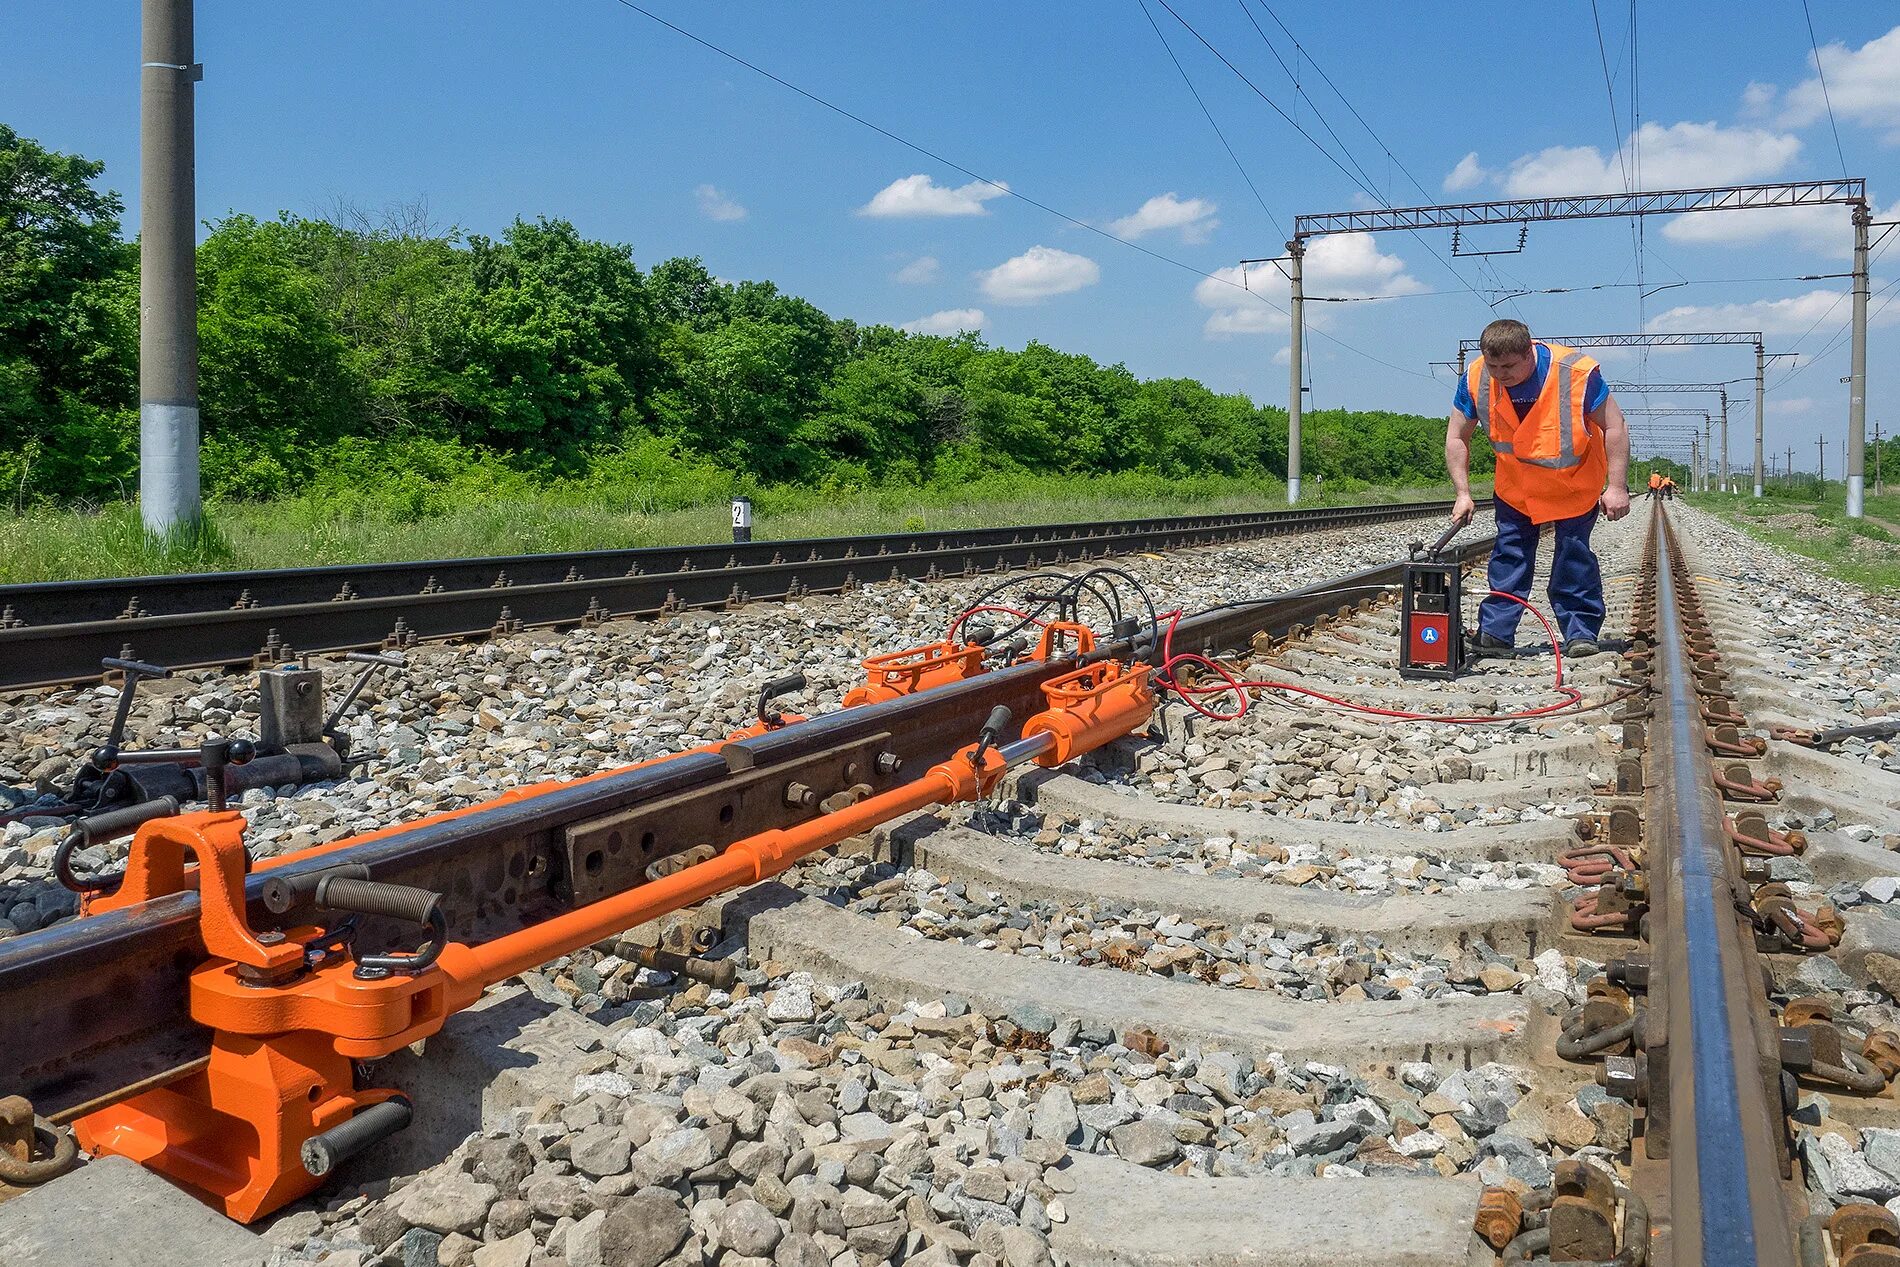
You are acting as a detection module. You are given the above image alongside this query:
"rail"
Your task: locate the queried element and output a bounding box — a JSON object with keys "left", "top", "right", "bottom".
{"left": 0, "top": 498, "right": 1485, "bottom": 690}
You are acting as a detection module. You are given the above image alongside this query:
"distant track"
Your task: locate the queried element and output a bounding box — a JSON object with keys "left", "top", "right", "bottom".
{"left": 0, "top": 499, "right": 1481, "bottom": 691}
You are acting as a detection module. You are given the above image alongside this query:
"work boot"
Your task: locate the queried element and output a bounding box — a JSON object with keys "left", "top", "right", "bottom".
{"left": 1465, "top": 631, "right": 1514, "bottom": 660}
{"left": 1563, "top": 637, "right": 1602, "bottom": 659}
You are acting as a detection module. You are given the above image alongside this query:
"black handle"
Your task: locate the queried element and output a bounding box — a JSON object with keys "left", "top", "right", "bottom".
{"left": 314, "top": 875, "right": 447, "bottom": 978}
{"left": 971, "top": 705, "right": 1013, "bottom": 766}
{"left": 314, "top": 875, "right": 441, "bottom": 925}
{"left": 301, "top": 1098, "right": 412, "bottom": 1177}
{"left": 963, "top": 622, "right": 995, "bottom": 647}
{"left": 53, "top": 797, "right": 180, "bottom": 893}
{"left": 757, "top": 673, "right": 807, "bottom": 727}
{"left": 261, "top": 863, "right": 369, "bottom": 915}
{"left": 102, "top": 657, "right": 171, "bottom": 679}
{"left": 1429, "top": 521, "right": 1464, "bottom": 556}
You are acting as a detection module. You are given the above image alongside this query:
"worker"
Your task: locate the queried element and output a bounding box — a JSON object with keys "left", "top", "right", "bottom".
{"left": 1648, "top": 471, "right": 1663, "bottom": 497}
{"left": 1448, "top": 319, "right": 1631, "bottom": 660}
{"left": 1661, "top": 475, "right": 1676, "bottom": 500}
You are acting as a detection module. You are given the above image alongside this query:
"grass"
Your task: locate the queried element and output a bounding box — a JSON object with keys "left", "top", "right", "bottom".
{"left": 0, "top": 472, "right": 1463, "bottom": 584}
{"left": 1684, "top": 483, "right": 1900, "bottom": 594}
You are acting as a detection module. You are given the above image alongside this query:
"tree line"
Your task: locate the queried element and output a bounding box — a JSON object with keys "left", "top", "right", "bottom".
{"left": 1, "top": 125, "right": 1484, "bottom": 509}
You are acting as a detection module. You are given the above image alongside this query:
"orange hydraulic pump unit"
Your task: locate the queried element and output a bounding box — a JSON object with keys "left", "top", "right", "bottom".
{"left": 73, "top": 654, "right": 1154, "bottom": 1222}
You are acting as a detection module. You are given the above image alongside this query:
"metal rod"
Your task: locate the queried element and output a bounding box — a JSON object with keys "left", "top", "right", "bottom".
{"left": 138, "top": 0, "right": 201, "bottom": 536}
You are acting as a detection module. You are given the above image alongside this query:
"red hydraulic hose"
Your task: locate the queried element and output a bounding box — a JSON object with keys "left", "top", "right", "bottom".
{"left": 1160, "top": 591, "right": 1586, "bottom": 726}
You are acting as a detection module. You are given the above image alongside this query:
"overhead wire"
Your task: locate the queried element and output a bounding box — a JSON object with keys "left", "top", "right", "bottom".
{"left": 1150, "top": 0, "right": 1501, "bottom": 320}
{"left": 1134, "top": 0, "right": 1288, "bottom": 242}
{"left": 1246, "top": 1, "right": 1527, "bottom": 317}
{"left": 607, "top": 0, "right": 1436, "bottom": 380}
{"left": 1800, "top": 0, "right": 1852, "bottom": 180}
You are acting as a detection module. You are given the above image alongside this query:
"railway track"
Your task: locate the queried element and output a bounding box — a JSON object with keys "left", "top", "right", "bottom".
{"left": 2, "top": 501, "right": 1898, "bottom": 1267}
{"left": 0, "top": 499, "right": 1476, "bottom": 691}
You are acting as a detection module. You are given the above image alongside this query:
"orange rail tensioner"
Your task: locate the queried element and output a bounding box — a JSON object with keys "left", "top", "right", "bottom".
{"left": 72, "top": 636, "right": 1152, "bottom": 1222}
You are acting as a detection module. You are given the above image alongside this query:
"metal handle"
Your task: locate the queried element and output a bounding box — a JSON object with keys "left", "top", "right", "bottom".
{"left": 261, "top": 863, "right": 369, "bottom": 915}
{"left": 53, "top": 797, "right": 180, "bottom": 893}
{"left": 102, "top": 657, "right": 171, "bottom": 679}
{"left": 313, "top": 876, "right": 447, "bottom": 978}
{"left": 758, "top": 673, "right": 806, "bottom": 727}
{"left": 971, "top": 705, "right": 1013, "bottom": 766}
{"left": 300, "top": 1098, "right": 411, "bottom": 1176}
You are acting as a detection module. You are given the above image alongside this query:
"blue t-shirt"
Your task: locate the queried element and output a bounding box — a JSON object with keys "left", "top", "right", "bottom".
{"left": 1454, "top": 344, "right": 1608, "bottom": 424}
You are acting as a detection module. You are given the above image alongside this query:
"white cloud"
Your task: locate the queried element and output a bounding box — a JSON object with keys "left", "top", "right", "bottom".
{"left": 1501, "top": 121, "right": 1802, "bottom": 196}
{"left": 1645, "top": 287, "right": 1891, "bottom": 336}
{"left": 1271, "top": 345, "right": 1292, "bottom": 366}
{"left": 1107, "top": 193, "right": 1219, "bottom": 243}
{"left": 1443, "top": 151, "right": 1488, "bottom": 192}
{"left": 860, "top": 174, "right": 1008, "bottom": 218}
{"left": 1768, "top": 396, "right": 1816, "bottom": 416}
{"left": 1741, "top": 80, "right": 1778, "bottom": 117}
{"left": 1659, "top": 203, "right": 1855, "bottom": 257}
{"left": 900, "top": 308, "right": 985, "bottom": 335}
{"left": 694, "top": 184, "right": 747, "bottom": 222}
{"left": 977, "top": 246, "right": 1100, "bottom": 303}
{"left": 1191, "top": 234, "right": 1423, "bottom": 338}
{"left": 1783, "top": 25, "right": 1900, "bottom": 136}
{"left": 893, "top": 255, "right": 940, "bottom": 284}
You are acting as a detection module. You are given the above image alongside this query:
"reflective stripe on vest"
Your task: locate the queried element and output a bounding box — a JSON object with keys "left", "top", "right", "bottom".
{"left": 1472, "top": 348, "right": 1589, "bottom": 468}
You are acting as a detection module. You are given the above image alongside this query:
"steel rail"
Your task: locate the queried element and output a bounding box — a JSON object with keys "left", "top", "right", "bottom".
{"left": 0, "top": 499, "right": 1482, "bottom": 691}
{"left": 1648, "top": 504, "right": 1798, "bottom": 1267}
{"left": 0, "top": 533, "right": 1494, "bottom": 1121}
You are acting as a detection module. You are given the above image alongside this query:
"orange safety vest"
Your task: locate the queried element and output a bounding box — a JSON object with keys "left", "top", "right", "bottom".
{"left": 1464, "top": 341, "right": 1609, "bottom": 523}
{"left": 1648, "top": 471, "right": 1662, "bottom": 490}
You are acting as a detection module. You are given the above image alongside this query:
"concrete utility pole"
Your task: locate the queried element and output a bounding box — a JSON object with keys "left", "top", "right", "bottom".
{"left": 1818, "top": 435, "right": 1828, "bottom": 483}
{"left": 1877, "top": 421, "right": 1885, "bottom": 496}
{"left": 1754, "top": 343, "right": 1766, "bottom": 497}
{"left": 140, "top": 0, "right": 201, "bottom": 535}
{"left": 1718, "top": 394, "right": 1730, "bottom": 493}
{"left": 1285, "top": 240, "right": 1305, "bottom": 505}
{"left": 1848, "top": 201, "right": 1871, "bottom": 518}
{"left": 1786, "top": 446, "right": 1795, "bottom": 488}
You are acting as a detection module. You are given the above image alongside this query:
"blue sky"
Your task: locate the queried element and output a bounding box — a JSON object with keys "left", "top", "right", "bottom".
{"left": 7, "top": 1, "right": 1900, "bottom": 474}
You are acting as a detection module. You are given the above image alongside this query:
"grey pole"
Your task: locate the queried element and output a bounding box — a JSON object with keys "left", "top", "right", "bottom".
{"left": 1753, "top": 343, "right": 1765, "bottom": 497}
{"left": 1848, "top": 202, "right": 1870, "bottom": 518}
{"left": 1286, "top": 240, "right": 1304, "bottom": 505}
{"left": 139, "top": 0, "right": 201, "bottom": 536}
{"left": 1718, "top": 392, "right": 1729, "bottom": 493}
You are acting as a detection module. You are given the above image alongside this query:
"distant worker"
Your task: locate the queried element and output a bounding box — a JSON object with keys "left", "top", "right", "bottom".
{"left": 1648, "top": 471, "right": 1663, "bottom": 497}
{"left": 1448, "top": 319, "right": 1632, "bottom": 660}
{"left": 1661, "top": 475, "right": 1676, "bottom": 500}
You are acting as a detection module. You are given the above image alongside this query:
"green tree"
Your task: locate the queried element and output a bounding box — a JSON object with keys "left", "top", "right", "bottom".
{"left": 425, "top": 217, "right": 659, "bottom": 462}
{"left": 0, "top": 124, "right": 137, "bottom": 502}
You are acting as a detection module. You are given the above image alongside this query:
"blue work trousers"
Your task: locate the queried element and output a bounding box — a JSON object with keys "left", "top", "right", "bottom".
{"left": 1479, "top": 499, "right": 1604, "bottom": 645}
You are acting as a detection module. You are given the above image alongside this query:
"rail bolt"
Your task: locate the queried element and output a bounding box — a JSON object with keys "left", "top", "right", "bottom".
{"left": 1472, "top": 1188, "right": 1523, "bottom": 1251}
{"left": 1599, "top": 1054, "right": 1646, "bottom": 1103}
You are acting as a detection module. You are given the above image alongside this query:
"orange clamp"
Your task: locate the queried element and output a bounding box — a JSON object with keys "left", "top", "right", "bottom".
{"left": 842, "top": 641, "right": 988, "bottom": 708}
